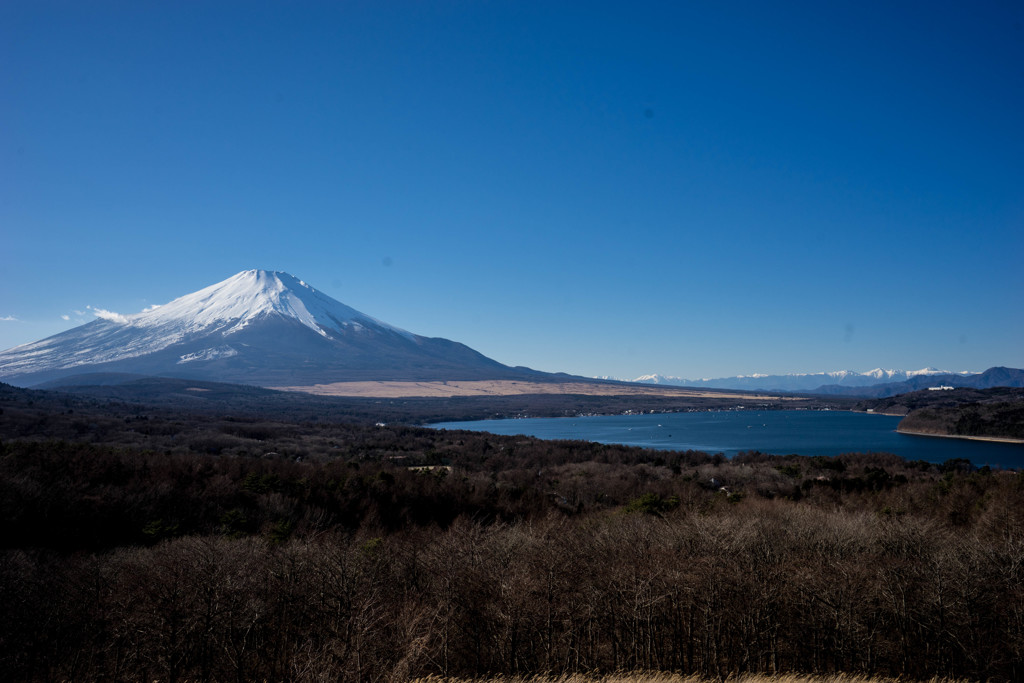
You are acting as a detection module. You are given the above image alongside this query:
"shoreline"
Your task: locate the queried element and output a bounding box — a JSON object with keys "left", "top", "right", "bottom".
{"left": 897, "top": 428, "right": 1024, "bottom": 445}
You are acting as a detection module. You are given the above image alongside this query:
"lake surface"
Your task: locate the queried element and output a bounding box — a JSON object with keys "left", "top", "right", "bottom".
{"left": 431, "top": 410, "right": 1024, "bottom": 468}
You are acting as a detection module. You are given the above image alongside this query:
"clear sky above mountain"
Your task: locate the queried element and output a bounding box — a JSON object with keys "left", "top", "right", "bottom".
{"left": 3, "top": 1, "right": 1022, "bottom": 379}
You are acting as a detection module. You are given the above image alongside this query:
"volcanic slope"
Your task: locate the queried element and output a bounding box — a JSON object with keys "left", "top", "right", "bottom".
{"left": 0, "top": 270, "right": 550, "bottom": 387}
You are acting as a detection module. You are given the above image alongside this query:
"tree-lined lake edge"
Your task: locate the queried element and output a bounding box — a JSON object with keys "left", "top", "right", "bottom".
{"left": 432, "top": 409, "right": 1024, "bottom": 469}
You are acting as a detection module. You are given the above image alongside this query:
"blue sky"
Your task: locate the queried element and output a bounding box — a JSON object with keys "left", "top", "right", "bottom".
{"left": 3, "top": 1, "right": 1022, "bottom": 379}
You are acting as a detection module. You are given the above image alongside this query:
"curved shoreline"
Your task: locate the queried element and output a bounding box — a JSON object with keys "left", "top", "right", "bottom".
{"left": 897, "top": 428, "right": 1024, "bottom": 445}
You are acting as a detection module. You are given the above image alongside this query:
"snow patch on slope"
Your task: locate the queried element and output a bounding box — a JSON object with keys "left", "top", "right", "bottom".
{"left": 178, "top": 346, "right": 239, "bottom": 364}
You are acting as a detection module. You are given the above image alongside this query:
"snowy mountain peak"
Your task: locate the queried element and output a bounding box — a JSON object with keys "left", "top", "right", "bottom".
{"left": 0, "top": 270, "right": 431, "bottom": 383}
{"left": 117, "top": 270, "right": 413, "bottom": 340}
{"left": 0, "top": 269, "right": 538, "bottom": 386}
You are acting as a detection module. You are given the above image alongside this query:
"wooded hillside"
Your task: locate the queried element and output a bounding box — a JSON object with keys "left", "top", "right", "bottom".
{"left": 856, "top": 387, "right": 1024, "bottom": 441}
{"left": 2, "top": 382, "right": 1022, "bottom": 682}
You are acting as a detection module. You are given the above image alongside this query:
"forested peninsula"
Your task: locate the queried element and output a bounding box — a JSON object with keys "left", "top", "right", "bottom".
{"left": 857, "top": 387, "right": 1024, "bottom": 442}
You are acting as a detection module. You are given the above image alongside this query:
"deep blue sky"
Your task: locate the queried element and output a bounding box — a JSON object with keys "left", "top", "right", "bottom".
{"left": 3, "top": 1, "right": 1022, "bottom": 379}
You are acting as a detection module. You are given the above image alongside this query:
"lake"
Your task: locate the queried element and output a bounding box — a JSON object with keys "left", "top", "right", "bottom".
{"left": 431, "top": 410, "right": 1024, "bottom": 469}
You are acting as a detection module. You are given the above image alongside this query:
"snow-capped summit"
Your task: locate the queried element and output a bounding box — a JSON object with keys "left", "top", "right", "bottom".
{"left": 108, "top": 269, "right": 414, "bottom": 341}
{"left": 0, "top": 270, "right": 541, "bottom": 387}
{"left": 908, "top": 367, "right": 949, "bottom": 377}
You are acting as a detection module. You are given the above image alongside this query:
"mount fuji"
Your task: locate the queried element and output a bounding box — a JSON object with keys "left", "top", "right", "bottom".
{"left": 0, "top": 270, "right": 546, "bottom": 388}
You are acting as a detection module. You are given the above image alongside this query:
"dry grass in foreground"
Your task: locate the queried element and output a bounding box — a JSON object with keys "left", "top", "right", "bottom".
{"left": 411, "top": 674, "right": 972, "bottom": 683}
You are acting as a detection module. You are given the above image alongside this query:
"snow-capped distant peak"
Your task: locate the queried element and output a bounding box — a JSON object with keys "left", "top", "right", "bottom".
{"left": 120, "top": 270, "right": 413, "bottom": 340}
{"left": 0, "top": 270, "right": 419, "bottom": 379}
{"left": 908, "top": 367, "right": 945, "bottom": 377}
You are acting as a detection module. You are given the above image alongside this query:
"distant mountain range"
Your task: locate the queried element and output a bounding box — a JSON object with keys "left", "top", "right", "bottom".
{"left": 807, "top": 366, "right": 1024, "bottom": 398}
{"left": 617, "top": 368, "right": 979, "bottom": 393}
{"left": 0, "top": 270, "right": 551, "bottom": 388}
{"left": 610, "top": 367, "right": 1024, "bottom": 396}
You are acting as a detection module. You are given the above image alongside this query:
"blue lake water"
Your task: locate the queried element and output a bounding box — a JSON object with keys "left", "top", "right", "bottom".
{"left": 431, "top": 410, "right": 1024, "bottom": 469}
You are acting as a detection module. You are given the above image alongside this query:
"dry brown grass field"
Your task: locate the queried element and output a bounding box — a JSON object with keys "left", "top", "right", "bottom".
{"left": 270, "top": 379, "right": 804, "bottom": 399}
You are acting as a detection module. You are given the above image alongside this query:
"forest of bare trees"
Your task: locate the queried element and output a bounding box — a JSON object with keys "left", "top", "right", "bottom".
{"left": 2, "top": 382, "right": 1022, "bottom": 681}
